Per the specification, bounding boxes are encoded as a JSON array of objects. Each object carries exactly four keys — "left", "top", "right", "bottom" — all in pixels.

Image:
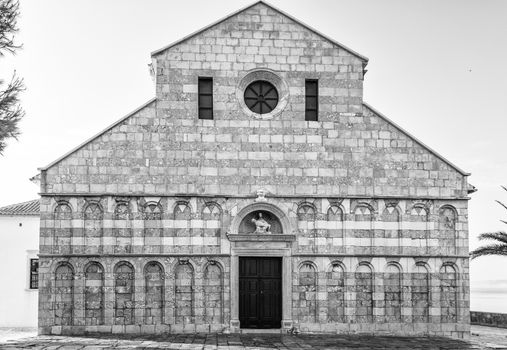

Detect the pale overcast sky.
[{"left": 1, "top": 0, "right": 507, "bottom": 308}]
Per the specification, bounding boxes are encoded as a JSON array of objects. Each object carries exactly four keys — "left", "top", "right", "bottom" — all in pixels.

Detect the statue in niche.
[
  {"left": 238, "top": 210, "right": 282, "bottom": 235},
  {"left": 251, "top": 213, "right": 271, "bottom": 234}
]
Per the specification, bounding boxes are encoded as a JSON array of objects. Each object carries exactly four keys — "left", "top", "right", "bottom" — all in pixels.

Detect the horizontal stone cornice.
[
  {"left": 293, "top": 253, "right": 469, "bottom": 259},
  {"left": 38, "top": 253, "right": 469, "bottom": 259},
  {"left": 38, "top": 253, "right": 231, "bottom": 258},
  {"left": 39, "top": 192, "right": 471, "bottom": 201},
  {"left": 227, "top": 234, "right": 296, "bottom": 242}
]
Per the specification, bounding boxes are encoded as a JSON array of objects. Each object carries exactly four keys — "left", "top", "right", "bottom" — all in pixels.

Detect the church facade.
[{"left": 37, "top": 1, "right": 473, "bottom": 338}]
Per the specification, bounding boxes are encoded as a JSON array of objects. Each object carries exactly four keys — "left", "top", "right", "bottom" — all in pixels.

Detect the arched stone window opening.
[
  {"left": 204, "top": 262, "right": 223, "bottom": 324},
  {"left": 85, "top": 262, "right": 104, "bottom": 326},
  {"left": 114, "top": 262, "right": 135, "bottom": 325},
  {"left": 297, "top": 203, "right": 316, "bottom": 221},
  {"left": 381, "top": 205, "right": 401, "bottom": 253},
  {"left": 355, "top": 263, "right": 373, "bottom": 323},
  {"left": 353, "top": 204, "right": 374, "bottom": 252},
  {"left": 173, "top": 202, "right": 192, "bottom": 253},
  {"left": 53, "top": 202, "right": 72, "bottom": 254},
  {"left": 439, "top": 206, "right": 458, "bottom": 254},
  {"left": 84, "top": 202, "right": 103, "bottom": 254},
  {"left": 54, "top": 263, "right": 74, "bottom": 326},
  {"left": 297, "top": 203, "right": 317, "bottom": 252},
  {"left": 410, "top": 205, "right": 430, "bottom": 254},
  {"left": 175, "top": 262, "right": 194, "bottom": 325},
  {"left": 173, "top": 202, "right": 192, "bottom": 220},
  {"left": 327, "top": 263, "right": 345, "bottom": 322},
  {"left": 412, "top": 264, "right": 430, "bottom": 323},
  {"left": 384, "top": 264, "right": 402, "bottom": 322},
  {"left": 143, "top": 202, "right": 163, "bottom": 253},
  {"left": 144, "top": 262, "right": 164, "bottom": 325},
  {"left": 381, "top": 205, "right": 400, "bottom": 222},
  {"left": 202, "top": 202, "right": 223, "bottom": 248},
  {"left": 327, "top": 204, "right": 343, "bottom": 238},
  {"left": 297, "top": 262, "right": 317, "bottom": 323},
  {"left": 114, "top": 202, "right": 132, "bottom": 254},
  {"left": 440, "top": 264, "right": 458, "bottom": 323}
]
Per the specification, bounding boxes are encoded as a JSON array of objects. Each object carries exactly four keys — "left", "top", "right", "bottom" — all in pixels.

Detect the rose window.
[{"left": 243, "top": 80, "right": 279, "bottom": 114}]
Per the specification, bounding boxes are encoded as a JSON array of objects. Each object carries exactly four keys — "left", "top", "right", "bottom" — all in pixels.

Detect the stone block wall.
[
  {"left": 291, "top": 256, "right": 469, "bottom": 338},
  {"left": 471, "top": 311, "right": 507, "bottom": 328},
  {"left": 39, "top": 256, "right": 231, "bottom": 335},
  {"left": 38, "top": 194, "right": 469, "bottom": 338},
  {"left": 152, "top": 3, "right": 365, "bottom": 118},
  {"left": 41, "top": 103, "right": 467, "bottom": 199},
  {"left": 40, "top": 196, "right": 468, "bottom": 257},
  {"left": 41, "top": 197, "right": 223, "bottom": 256},
  {"left": 37, "top": 0, "right": 471, "bottom": 339},
  {"left": 41, "top": 3, "right": 468, "bottom": 199}
]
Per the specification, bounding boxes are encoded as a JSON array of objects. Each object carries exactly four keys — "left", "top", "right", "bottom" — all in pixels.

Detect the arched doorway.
[{"left": 228, "top": 201, "right": 295, "bottom": 331}]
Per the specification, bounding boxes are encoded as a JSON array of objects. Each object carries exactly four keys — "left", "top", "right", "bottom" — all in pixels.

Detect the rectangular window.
[
  {"left": 30, "top": 258, "right": 39, "bottom": 289},
  {"left": 198, "top": 77, "right": 213, "bottom": 119},
  {"left": 305, "top": 79, "right": 318, "bottom": 121}
]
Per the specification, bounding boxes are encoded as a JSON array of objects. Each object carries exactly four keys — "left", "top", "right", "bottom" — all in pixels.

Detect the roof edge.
[
  {"left": 39, "top": 97, "right": 157, "bottom": 172},
  {"left": 363, "top": 102, "right": 470, "bottom": 177},
  {"left": 0, "top": 213, "right": 39, "bottom": 217},
  {"left": 0, "top": 199, "right": 40, "bottom": 216},
  {"left": 150, "top": 0, "right": 369, "bottom": 62}
]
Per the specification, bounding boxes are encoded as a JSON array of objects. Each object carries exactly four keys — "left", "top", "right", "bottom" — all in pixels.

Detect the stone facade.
[{"left": 37, "top": 1, "right": 472, "bottom": 338}]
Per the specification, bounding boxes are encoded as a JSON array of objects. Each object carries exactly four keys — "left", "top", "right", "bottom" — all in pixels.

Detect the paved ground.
[
  {"left": 1, "top": 325, "right": 507, "bottom": 349},
  {"left": 0, "top": 329, "right": 36, "bottom": 344},
  {"left": 470, "top": 326, "right": 507, "bottom": 349}
]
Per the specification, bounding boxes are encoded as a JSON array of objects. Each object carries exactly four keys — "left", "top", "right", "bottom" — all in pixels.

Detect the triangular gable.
[
  {"left": 150, "top": 0, "right": 368, "bottom": 63},
  {"left": 39, "top": 98, "right": 156, "bottom": 171},
  {"left": 363, "top": 102, "right": 469, "bottom": 176}
]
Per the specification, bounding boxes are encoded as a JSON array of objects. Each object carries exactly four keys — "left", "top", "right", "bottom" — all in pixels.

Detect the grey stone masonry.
[
  {"left": 40, "top": 3, "right": 467, "bottom": 199},
  {"left": 37, "top": 1, "right": 472, "bottom": 339}
]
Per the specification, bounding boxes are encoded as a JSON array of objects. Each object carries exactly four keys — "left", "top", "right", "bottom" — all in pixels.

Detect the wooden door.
[{"left": 239, "top": 257, "right": 282, "bottom": 328}]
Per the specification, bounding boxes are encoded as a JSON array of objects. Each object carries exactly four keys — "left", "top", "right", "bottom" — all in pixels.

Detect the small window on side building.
[
  {"left": 198, "top": 77, "right": 213, "bottom": 119},
  {"left": 305, "top": 79, "right": 318, "bottom": 121},
  {"left": 30, "top": 258, "right": 39, "bottom": 289}
]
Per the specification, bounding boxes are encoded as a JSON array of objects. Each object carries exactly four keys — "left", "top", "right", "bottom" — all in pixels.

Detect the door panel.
[{"left": 239, "top": 257, "right": 282, "bottom": 328}]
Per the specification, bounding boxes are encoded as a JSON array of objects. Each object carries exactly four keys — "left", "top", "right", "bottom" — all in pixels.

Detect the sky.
[{"left": 1, "top": 0, "right": 507, "bottom": 310}]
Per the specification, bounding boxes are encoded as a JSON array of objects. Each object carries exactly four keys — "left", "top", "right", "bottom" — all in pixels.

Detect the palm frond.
[
  {"left": 496, "top": 200, "right": 507, "bottom": 212},
  {"left": 471, "top": 186, "right": 507, "bottom": 260},
  {"left": 477, "top": 231, "right": 507, "bottom": 244},
  {"left": 470, "top": 244, "right": 507, "bottom": 260}
]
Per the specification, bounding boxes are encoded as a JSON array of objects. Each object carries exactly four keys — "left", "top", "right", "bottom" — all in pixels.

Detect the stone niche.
[
  {"left": 227, "top": 202, "right": 295, "bottom": 242},
  {"left": 238, "top": 210, "right": 283, "bottom": 235}
]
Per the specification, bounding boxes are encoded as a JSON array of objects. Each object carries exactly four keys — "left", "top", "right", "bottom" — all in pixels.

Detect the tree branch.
[
  {"left": 0, "top": 0, "right": 22, "bottom": 55},
  {"left": 0, "top": 72, "right": 25, "bottom": 154}
]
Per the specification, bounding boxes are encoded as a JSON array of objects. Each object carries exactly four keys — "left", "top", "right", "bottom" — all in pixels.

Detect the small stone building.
[
  {"left": 0, "top": 199, "right": 40, "bottom": 328},
  {"left": 37, "top": 1, "right": 474, "bottom": 338}
]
